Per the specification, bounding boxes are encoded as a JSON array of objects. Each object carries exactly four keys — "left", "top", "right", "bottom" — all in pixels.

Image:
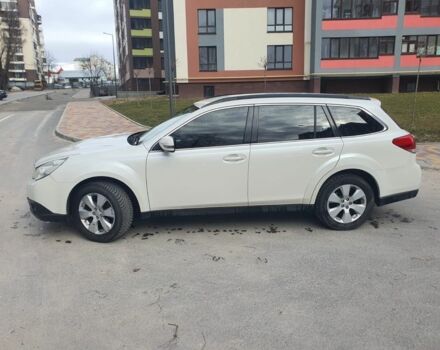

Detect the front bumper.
[
  {"left": 27, "top": 175, "right": 72, "bottom": 216},
  {"left": 28, "top": 198, "right": 66, "bottom": 222}
]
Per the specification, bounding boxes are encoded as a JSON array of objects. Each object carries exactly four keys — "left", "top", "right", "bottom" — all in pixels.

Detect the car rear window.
[{"left": 328, "top": 106, "right": 384, "bottom": 137}]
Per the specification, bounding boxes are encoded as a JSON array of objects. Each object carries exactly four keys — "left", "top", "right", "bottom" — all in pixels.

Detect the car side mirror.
[{"left": 158, "top": 136, "right": 175, "bottom": 153}]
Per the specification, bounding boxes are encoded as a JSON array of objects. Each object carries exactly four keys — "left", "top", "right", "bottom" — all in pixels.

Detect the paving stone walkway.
[
  {"left": 417, "top": 143, "right": 440, "bottom": 171},
  {"left": 56, "top": 101, "right": 146, "bottom": 141}
]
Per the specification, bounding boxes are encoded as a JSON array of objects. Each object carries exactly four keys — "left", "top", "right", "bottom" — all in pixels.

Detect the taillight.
[{"left": 392, "top": 134, "right": 416, "bottom": 153}]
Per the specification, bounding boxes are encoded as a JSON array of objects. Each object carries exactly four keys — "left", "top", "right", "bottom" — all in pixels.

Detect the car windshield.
[{"left": 139, "top": 114, "right": 187, "bottom": 143}]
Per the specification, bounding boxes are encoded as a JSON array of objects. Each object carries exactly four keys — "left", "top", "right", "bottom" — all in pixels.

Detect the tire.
[
  {"left": 315, "top": 174, "right": 375, "bottom": 230},
  {"left": 70, "top": 181, "right": 133, "bottom": 242}
]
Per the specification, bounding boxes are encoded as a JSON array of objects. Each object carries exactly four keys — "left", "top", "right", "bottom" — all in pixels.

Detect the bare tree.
[
  {"left": 0, "top": 8, "right": 23, "bottom": 89},
  {"left": 45, "top": 51, "right": 56, "bottom": 72},
  {"left": 44, "top": 51, "right": 56, "bottom": 84},
  {"left": 74, "top": 54, "right": 111, "bottom": 85},
  {"left": 258, "top": 56, "right": 268, "bottom": 92}
]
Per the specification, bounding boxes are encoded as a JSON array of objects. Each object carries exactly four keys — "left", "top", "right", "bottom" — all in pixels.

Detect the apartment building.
[
  {"left": 114, "top": 0, "right": 164, "bottom": 91},
  {"left": 0, "top": 0, "right": 46, "bottom": 87},
  {"left": 172, "top": 0, "right": 311, "bottom": 98},
  {"left": 311, "top": 0, "right": 440, "bottom": 93}
]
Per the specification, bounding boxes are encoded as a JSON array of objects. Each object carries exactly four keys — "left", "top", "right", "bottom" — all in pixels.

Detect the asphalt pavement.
[{"left": 0, "top": 91, "right": 439, "bottom": 350}]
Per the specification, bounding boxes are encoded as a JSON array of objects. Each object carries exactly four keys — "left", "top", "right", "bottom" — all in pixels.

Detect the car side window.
[
  {"left": 328, "top": 106, "right": 384, "bottom": 137},
  {"left": 257, "top": 105, "right": 334, "bottom": 143},
  {"left": 171, "top": 107, "right": 249, "bottom": 149}
]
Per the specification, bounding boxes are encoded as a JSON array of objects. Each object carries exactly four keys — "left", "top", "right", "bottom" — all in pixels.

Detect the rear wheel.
[
  {"left": 71, "top": 181, "right": 133, "bottom": 242},
  {"left": 315, "top": 174, "right": 374, "bottom": 230}
]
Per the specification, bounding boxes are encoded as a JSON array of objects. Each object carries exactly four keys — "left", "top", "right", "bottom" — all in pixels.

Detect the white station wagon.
[{"left": 28, "top": 93, "right": 421, "bottom": 242}]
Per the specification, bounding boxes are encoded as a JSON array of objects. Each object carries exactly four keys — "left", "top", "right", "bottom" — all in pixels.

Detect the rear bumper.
[
  {"left": 377, "top": 190, "right": 419, "bottom": 206},
  {"left": 28, "top": 198, "right": 66, "bottom": 222}
]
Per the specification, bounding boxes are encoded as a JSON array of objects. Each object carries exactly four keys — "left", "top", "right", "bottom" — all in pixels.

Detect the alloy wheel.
[
  {"left": 326, "top": 184, "right": 367, "bottom": 224},
  {"left": 78, "top": 193, "right": 115, "bottom": 235}
]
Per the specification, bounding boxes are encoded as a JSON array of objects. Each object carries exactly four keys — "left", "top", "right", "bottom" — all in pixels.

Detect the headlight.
[{"left": 32, "top": 158, "right": 67, "bottom": 181}]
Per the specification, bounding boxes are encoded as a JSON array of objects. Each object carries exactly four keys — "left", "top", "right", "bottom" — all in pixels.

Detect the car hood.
[{"left": 35, "top": 133, "right": 131, "bottom": 167}]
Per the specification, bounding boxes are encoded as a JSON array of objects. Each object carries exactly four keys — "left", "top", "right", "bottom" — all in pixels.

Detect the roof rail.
[{"left": 202, "top": 93, "right": 371, "bottom": 108}]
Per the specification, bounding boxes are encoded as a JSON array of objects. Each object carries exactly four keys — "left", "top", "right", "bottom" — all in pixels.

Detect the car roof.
[{"left": 194, "top": 93, "right": 372, "bottom": 109}]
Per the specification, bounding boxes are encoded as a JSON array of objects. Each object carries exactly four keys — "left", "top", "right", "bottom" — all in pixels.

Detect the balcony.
[
  {"left": 404, "top": 14, "right": 440, "bottom": 28},
  {"left": 129, "top": 9, "right": 151, "bottom": 18},
  {"left": 131, "top": 28, "right": 152, "bottom": 37},
  {"left": 322, "top": 16, "right": 398, "bottom": 31},
  {"left": 132, "top": 48, "right": 153, "bottom": 56},
  {"left": 321, "top": 56, "right": 395, "bottom": 69},
  {"left": 401, "top": 55, "right": 440, "bottom": 67}
]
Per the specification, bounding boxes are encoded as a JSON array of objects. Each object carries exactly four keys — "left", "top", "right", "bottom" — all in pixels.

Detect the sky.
[{"left": 35, "top": 0, "right": 116, "bottom": 68}]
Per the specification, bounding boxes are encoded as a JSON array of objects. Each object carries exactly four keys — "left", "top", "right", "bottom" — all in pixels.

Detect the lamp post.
[
  {"left": 163, "top": 0, "right": 175, "bottom": 118},
  {"left": 411, "top": 49, "right": 425, "bottom": 130},
  {"left": 103, "top": 32, "right": 118, "bottom": 98}
]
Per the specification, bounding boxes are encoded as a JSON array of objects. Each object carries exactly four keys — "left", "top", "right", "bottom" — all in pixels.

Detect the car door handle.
[
  {"left": 312, "top": 147, "right": 335, "bottom": 156},
  {"left": 223, "top": 154, "right": 247, "bottom": 162}
]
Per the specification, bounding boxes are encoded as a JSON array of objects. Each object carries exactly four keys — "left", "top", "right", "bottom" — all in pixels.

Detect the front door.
[
  {"left": 147, "top": 106, "right": 251, "bottom": 211},
  {"left": 248, "top": 104, "right": 343, "bottom": 205}
]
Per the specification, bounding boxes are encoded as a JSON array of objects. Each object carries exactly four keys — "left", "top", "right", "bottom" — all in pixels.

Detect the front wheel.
[
  {"left": 315, "top": 174, "right": 374, "bottom": 230},
  {"left": 71, "top": 181, "right": 133, "bottom": 242}
]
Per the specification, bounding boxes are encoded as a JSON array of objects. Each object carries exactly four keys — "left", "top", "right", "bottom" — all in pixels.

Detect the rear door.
[{"left": 248, "top": 104, "right": 343, "bottom": 205}]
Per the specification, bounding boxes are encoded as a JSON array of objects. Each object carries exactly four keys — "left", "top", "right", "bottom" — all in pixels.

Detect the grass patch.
[
  {"left": 106, "top": 92, "right": 440, "bottom": 142},
  {"left": 105, "top": 97, "right": 198, "bottom": 127},
  {"left": 370, "top": 92, "right": 440, "bottom": 142}
]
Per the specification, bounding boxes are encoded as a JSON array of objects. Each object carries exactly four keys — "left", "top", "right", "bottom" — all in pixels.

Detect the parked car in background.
[
  {"left": 0, "top": 90, "right": 7, "bottom": 100},
  {"left": 27, "top": 93, "right": 421, "bottom": 242}
]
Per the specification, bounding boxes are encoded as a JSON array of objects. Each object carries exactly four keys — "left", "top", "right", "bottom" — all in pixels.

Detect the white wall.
[{"left": 223, "top": 8, "right": 292, "bottom": 71}]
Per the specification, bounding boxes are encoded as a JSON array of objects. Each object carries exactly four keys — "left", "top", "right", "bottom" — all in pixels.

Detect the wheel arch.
[
  {"left": 311, "top": 169, "right": 381, "bottom": 205},
  {"left": 67, "top": 176, "right": 141, "bottom": 219}
]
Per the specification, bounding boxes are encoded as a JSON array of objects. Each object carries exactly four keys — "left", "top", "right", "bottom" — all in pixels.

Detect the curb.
[
  {"left": 0, "top": 90, "right": 55, "bottom": 106},
  {"left": 54, "top": 102, "right": 81, "bottom": 142},
  {"left": 100, "top": 100, "right": 151, "bottom": 130}
]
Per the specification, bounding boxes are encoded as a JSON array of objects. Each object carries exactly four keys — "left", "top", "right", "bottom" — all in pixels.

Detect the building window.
[
  {"left": 402, "top": 35, "right": 440, "bottom": 55},
  {"left": 383, "top": 0, "right": 399, "bottom": 14},
  {"left": 323, "top": 0, "right": 384, "bottom": 19},
  {"left": 199, "top": 46, "right": 217, "bottom": 71},
  {"left": 198, "top": 9, "right": 216, "bottom": 34},
  {"left": 129, "top": 0, "right": 150, "bottom": 10},
  {"left": 267, "top": 45, "right": 292, "bottom": 70},
  {"left": 267, "top": 8, "right": 293, "bottom": 32},
  {"left": 379, "top": 36, "right": 395, "bottom": 55},
  {"left": 401, "top": 35, "right": 418, "bottom": 53},
  {"left": 405, "top": 0, "right": 420, "bottom": 12},
  {"left": 421, "top": 0, "right": 440, "bottom": 16},
  {"left": 132, "top": 37, "right": 152, "bottom": 49},
  {"left": 133, "top": 57, "right": 153, "bottom": 69},
  {"left": 131, "top": 18, "right": 151, "bottom": 30},
  {"left": 204, "top": 86, "right": 215, "bottom": 98},
  {"left": 322, "top": 36, "right": 395, "bottom": 59},
  {"left": 9, "top": 63, "right": 25, "bottom": 70}
]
